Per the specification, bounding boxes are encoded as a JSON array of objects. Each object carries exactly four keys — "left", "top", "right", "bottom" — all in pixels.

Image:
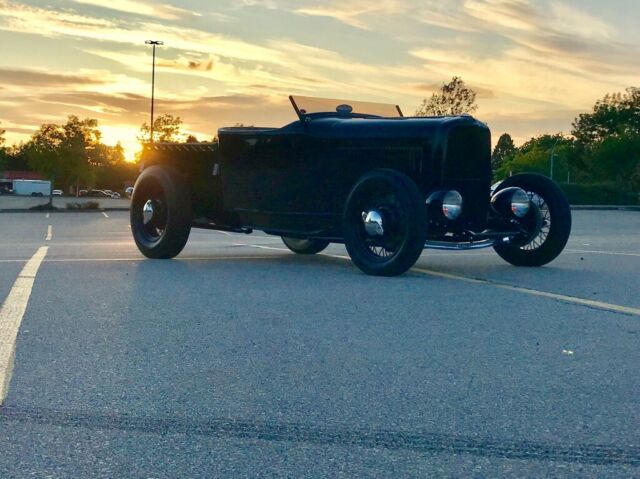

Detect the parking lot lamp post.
[
  {"left": 549, "top": 136, "right": 561, "bottom": 181},
  {"left": 145, "top": 40, "right": 164, "bottom": 143}
]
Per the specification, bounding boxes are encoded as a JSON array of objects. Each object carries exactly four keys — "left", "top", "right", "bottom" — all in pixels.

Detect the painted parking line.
[
  {"left": 0, "top": 255, "right": 285, "bottom": 264},
  {"left": 45, "top": 213, "right": 50, "bottom": 219},
  {"left": 566, "top": 249, "right": 640, "bottom": 258},
  {"left": 0, "top": 246, "right": 49, "bottom": 404},
  {"left": 234, "top": 243, "right": 640, "bottom": 318},
  {"left": 102, "top": 212, "right": 109, "bottom": 218},
  {"left": 45, "top": 225, "right": 52, "bottom": 241},
  {"left": 411, "top": 267, "right": 640, "bottom": 318}
]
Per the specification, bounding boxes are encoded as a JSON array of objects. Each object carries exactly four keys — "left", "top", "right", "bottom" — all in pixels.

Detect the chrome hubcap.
[
  {"left": 362, "top": 210, "right": 384, "bottom": 237},
  {"left": 142, "top": 200, "right": 155, "bottom": 225}
]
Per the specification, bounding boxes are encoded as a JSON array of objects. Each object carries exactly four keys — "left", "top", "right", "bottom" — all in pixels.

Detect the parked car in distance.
[
  {"left": 125, "top": 187, "right": 134, "bottom": 198},
  {"left": 132, "top": 95, "right": 572, "bottom": 276},
  {"left": 86, "top": 189, "right": 113, "bottom": 198},
  {"left": 52, "top": 189, "right": 63, "bottom": 196},
  {"left": 78, "top": 189, "right": 88, "bottom": 197},
  {"left": 111, "top": 192, "right": 122, "bottom": 199}
]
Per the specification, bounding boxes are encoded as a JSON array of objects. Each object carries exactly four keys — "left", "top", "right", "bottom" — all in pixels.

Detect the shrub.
[
  {"left": 558, "top": 183, "right": 639, "bottom": 205},
  {"left": 66, "top": 201, "right": 101, "bottom": 210}
]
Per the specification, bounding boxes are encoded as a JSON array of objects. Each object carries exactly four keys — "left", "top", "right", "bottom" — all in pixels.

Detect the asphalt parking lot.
[{"left": 0, "top": 210, "right": 638, "bottom": 477}]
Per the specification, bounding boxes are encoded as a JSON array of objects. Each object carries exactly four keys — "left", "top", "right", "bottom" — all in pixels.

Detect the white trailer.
[{"left": 13, "top": 179, "right": 51, "bottom": 197}]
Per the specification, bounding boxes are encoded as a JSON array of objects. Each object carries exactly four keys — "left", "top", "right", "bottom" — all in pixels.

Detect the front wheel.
[
  {"left": 130, "top": 165, "right": 192, "bottom": 259},
  {"left": 281, "top": 237, "right": 330, "bottom": 255},
  {"left": 343, "top": 169, "right": 428, "bottom": 276},
  {"left": 493, "top": 173, "right": 571, "bottom": 267}
]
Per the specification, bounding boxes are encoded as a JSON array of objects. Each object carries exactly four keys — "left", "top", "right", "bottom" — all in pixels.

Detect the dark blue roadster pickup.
[{"left": 132, "top": 95, "right": 571, "bottom": 276}]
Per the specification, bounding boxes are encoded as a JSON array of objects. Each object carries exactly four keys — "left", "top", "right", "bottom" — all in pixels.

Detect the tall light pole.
[
  {"left": 549, "top": 136, "right": 560, "bottom": 181},
  {"left": 145, "top": 40, "right": 164, "bottom": 143}
]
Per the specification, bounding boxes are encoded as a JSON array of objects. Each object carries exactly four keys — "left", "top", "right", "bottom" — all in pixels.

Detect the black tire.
[
  {"left": 281, "top": 237, "right": 330, "bottom": 255},
  {"left": 343, "top": 169, "right": 428, "bottom": 276},
  {"left": 130, "top": 165, "right": 192, "bottom": 259},
  {"left": 493, "top": 173, "right": 571, "bottom": 267}
]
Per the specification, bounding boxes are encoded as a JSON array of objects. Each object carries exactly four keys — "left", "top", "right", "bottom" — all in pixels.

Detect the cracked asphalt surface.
[{"left": 0, "top": 210, "right": 638, "bottom": 477}]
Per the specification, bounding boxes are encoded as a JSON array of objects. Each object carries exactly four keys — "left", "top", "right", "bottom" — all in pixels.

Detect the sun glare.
[{"left": 99, "top": 125, "right": 141, "bottom": 162}]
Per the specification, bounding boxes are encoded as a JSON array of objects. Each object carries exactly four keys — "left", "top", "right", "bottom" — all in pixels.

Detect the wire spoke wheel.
[
  {"left": 358, "top": 192, "right": 408, "bottom": 262},
  {"left": 492, "top": 173, "right": 571, "bottom": 267},
  {"left": 521, "top": 192, "right": 550, "bottom": 251},
  {"left": 343, "top": 169, "right": 428, "bottom": 276}
]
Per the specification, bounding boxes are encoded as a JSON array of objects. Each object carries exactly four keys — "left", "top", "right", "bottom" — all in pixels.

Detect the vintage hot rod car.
[{"left": 131, "top": 95, "right": 571, "bottom": 276}]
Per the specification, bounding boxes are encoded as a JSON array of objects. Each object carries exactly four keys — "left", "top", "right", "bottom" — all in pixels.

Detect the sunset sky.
[{"left": 1, "top": 0, "right": 639, "bottom": 160}]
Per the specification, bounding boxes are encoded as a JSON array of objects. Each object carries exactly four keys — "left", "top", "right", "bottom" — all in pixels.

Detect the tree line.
[
  {"left": 1, "top": 78, "right": 638, "bottom": 198},
  {"left": 417, "top": 77, "right": 639, "bottom": 192},
  {"left": 0, "top": 114, "right": 195, "bottom": 194}
]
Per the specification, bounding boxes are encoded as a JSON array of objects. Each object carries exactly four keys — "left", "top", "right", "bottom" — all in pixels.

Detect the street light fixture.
[{"left": 145, "top": 40, "right": 164, "bottom": 143}]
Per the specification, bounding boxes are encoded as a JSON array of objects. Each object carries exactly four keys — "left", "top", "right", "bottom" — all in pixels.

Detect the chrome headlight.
[
  {"left": 442, "top": 190, "right": 463, "bottom": 220},
  {"left": 491, "top": 187, "right": 530, "bottom": 218},
  {"left": 510, "top": 189, "right": 530, "bottom": 218}
]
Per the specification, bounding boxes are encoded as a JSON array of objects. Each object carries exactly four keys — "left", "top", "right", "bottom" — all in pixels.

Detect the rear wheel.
[
  {"left": 493, "top": 173, "right": 571, "bottom": 266},
  {"left": 343, "top": 169, "right": 428, "bottom": 276},
  {"left": 130, "top": 165, "right": 192, "bottom": 259},
  {"left": 281, "top": 237, "right": 330, "bottom": 255}
]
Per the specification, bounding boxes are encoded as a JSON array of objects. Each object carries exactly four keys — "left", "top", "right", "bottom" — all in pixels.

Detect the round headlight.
[
  {"left": 442, "top": 190, "right": 463, "bottom": 220},
  {"left": 510, "top": 189, "right": 530, "bottom": 218}
]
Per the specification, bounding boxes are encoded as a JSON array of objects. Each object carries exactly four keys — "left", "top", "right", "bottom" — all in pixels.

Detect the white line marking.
[
  {"left": 235, "top": 243, "right": 640, "bottom": 318},
  {"left": 45, "top": 225, "right": 52, "bottom": 241},
  {"left": 0, "top": 246, "right": 48, "bottom": 404},
  {"left": 102, "top": 212, "right": 109, "bottom": 218},
  {"left": 411, "top": 267, "right": 640, "bottom": 317},
  {"left": 566, "top": 249, "right": 640, "bottom": 258},
  {"left": 214, "top": 230, "right": 232, "bottom": 237},
  {"left": 233, "top": 243, "right": 287, "bottom": 251},
  {"left": 45, "top": 213, "right": 50, "bottom": 219},
  {"left": 0, "top": 255, "right": 284, "bottom": 264}
]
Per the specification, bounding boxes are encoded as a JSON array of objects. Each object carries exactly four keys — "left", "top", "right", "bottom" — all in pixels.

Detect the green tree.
[
  {"left": 0, "top": 122, "right": 6, "bottom": 171},
  {"left": 582, "top": 133, "right": 640, "bottom": 189},
  {"left": 415, "top": 76, "right": 478, "bottom": 117},
  {"left": 492, "top": 133, "right": 516, "bottom": 174},
  {"left": 570, "top": 87, "right": 640, "bottom": 188},
  {"left": 25, "top": 116, "right": 105, "bottom": 201},
  {"left": 93, "top": 142, "right": 139, "bottom": 190},
  {"left": 572, "top": 87, "right": 640, "bottom": 145},
  {"left": 138, "top": 114, "right": 183, "bottom": 143},
  {"left": 496, "top": 134, "right": 574, "bottom": 181},
  {"left": 185, "top": 134, "right": 198, "bottom": 143}
]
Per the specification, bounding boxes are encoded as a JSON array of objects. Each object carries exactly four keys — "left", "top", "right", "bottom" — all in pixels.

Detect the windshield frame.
[{"left": 289, "top": 95, "right": 403, "bottom": 120}]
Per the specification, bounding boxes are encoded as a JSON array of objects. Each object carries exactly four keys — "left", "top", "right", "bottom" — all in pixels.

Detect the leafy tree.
[
  {"left": 93, "top": 142, "right": 139, "bottom": 190},
  {"left": 138, "top": 114, "right": 183, "bottom": 143},
  {"left": 492, "top": 133, "right": 516, "bottom": 173},
  {"left": 0, "top": 122, "right": 5, "bottom": 171},
  {"left": 572, "top": 87, "right": 640, "bottom": 145},
  {"left": 582, "top": 132, "right": 640, "bottom": 189},
  {"left": 25, "top": 116, "right": 111, "bottom": 200},
  {"left": 415, "top": 76, "right": 478, "bottom": 117},
  {"left": 496, "top": 134, "right": 574, "bottom": 182},
  {"left": 185, "top": 134, "right": 198, "bottom": 143}
]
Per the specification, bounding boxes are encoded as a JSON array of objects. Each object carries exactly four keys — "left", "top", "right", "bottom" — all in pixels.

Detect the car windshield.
[{"left": 290, "top": 95, "right": 403, "bottom": 118}]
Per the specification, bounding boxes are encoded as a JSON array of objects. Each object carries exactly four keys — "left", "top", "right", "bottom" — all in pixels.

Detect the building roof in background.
[{"left": 0, "top": 170, "right": 45, "bottom": 180}]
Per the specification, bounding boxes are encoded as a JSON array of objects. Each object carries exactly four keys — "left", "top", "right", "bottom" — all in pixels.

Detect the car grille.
[{"left": 442, "top": 125, "right": 492, "bottom": 229}]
